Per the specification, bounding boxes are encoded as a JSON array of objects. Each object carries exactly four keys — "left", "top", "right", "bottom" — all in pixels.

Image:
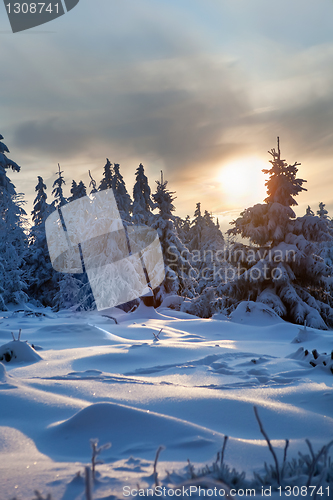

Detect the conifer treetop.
[
  {"left": 263, "top": 137, "right": 307, "bottom": 207},
  {"left": 32, "top": 176, "right": 49, "bottom": 226},
  {"left": 0, "top": 133, "right": 21, "bottom": 195},
  {"left": 112, "top": 163, "right": 132, "bottom": 220},
  {"left": 132, "top": 163, "right": 154, "bottom": 220},
  {"left": 153, "top": 171, "right": 176, "bottom": 219},
  {"left": 99, "top": 159, "right": 113, "bottom": 191},
  {"left": 52, "top": 163, "right": 67, "bottom": 208},
  {"left": 305, "top": 205, "right": 314, "bottom": 216},
  {"left": 0, "top": 134, "right": 20, "bottom": 173},
  {"left": 317, "top": 202, "right": 329, "bottom": 219}
]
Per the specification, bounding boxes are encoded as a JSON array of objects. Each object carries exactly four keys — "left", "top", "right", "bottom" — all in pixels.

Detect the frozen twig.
[
  {"left": 254, "top": 406, "right": 281, "bottom": 486},
  {"left": 153, "top": 445, "right": 165, "bottom": 487},
  {"left": 152, "top": 328, "right": 163, "bottom": 341},
  {"left": 306, "top": 439, "right": 333, "bottom": 488},
  {"left": 11, "top": 329, "right": 22, "bottom": 341},
  {"left": 90, "top": 438, "right": 111, "bottom": 479},
  {"left": 281, "top": 439, "right": 289, "bottom": 479},
  {"left": 33, "top": 492, "right": 52, "bottom": 500},
  {"left": 85, "top": 466, "right": 93, "bottom": 500},
  {"left": 220, "top": 435, "right": 229, "bottom": 467}
]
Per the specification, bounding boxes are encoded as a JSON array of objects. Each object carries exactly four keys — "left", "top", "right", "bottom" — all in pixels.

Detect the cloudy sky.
[{"left": 1, "top": 0, "right": 333, "bottom": 231}]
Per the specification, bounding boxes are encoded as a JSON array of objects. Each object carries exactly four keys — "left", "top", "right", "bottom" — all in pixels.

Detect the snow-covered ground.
[{"left": 0, "top": 302, "right": 332, "bottom": 499}]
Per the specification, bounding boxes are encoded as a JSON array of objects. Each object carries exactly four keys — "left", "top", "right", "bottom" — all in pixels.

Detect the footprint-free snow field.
[{"left": 0, "top": 302, "right": 332, "bottom": 499}]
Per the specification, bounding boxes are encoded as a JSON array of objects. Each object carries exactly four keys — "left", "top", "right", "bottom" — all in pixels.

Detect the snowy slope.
[{"left": 0, "top": 303, "right": 332, "bottom": 499}]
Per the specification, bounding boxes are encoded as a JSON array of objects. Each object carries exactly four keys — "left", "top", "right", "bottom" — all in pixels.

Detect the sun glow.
[{"left": 218, "top": 157, "right": 267, "bottom": 207}]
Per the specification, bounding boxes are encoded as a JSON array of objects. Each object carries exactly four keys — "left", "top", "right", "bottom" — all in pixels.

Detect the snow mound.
[
  {"left": 230, "top": 301, "right": 283, "bottom": 326},
  {"left": 125, "top": 301, "right": 169, "bottom": 321},
  {"left": 212, "top": 312, "right": 229, "bottom": 321},
  {"left": 46, "top": 402, "right": 221, "bottom": 461},
  {"left": 159, "top": 294, "right": 185, "bottom": 310},
  {"left": 291, "top": 325, "right": 319, "bottom": 343},
  {"left": 287, "top": 346, "right": 333, "bottom": 374},
  {"left": 0, "top": 340, "right": 42, "bottom": 363},
  {"left": 0, "top": 362, "right": 8, "bottom": 382}
]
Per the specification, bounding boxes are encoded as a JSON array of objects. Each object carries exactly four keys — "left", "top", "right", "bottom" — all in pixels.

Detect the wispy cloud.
[{"left": 1, "top": 0, "right": 333, "bottom": 221}]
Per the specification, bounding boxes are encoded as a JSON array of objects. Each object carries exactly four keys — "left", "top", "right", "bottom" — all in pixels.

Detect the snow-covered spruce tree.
[
  {"left": 224, "top": 138, "right": 333, "bottom": 329},
  {"left": 98, "top": 158, "right": 113, "bottom": 191},
  {"left": 183, "top": 205, "right": 226, "bottom": 296},
  {"left": 305, "top": 205, "right": 314, "bottom": 216},
  {"left": 151, "top": 172, "right": 195, "bottom": 302},
  {"left": 77, "top": 180, "right": 87, "bottom": 198},
  {"left": 68, "top": 180, "right": 78, "bottom": 202},
  {"left": 51, "top": 167, "right": 92, "bottom": 311},
  {"left": 317, "top": 202, "right": 329, "bottom": 220},
  {"left": 26, "top": 176, "right": 58, "bottom": 306},
  {"left": 132, "top": 163, "right": 154, "bottom": 225},
  {"left": 68, "top": 179, "right": 87, "bottom": 202},
  {"left": 202, "top": 211, "right": 224, "bottom": 254},
  {"left": 174, "top": 214, "right": 191, "bottom": 245},
  {"left": 53, "top": 272, "right": 89, "bottom": 311},
  {"left": 194, "top": 210, "right": 225, "bottom": 295},
  {"left": 112, "top": 163, "right": 132, "bottom": 222},
  {"left": 188, "top": 203, "right": 205, "bottom": 252},
  {"left": 52, "top": 163, "right": 67, "bottom": 208},
  {"left": 0, "top": 133, "right": 28, "bottom": 307}
]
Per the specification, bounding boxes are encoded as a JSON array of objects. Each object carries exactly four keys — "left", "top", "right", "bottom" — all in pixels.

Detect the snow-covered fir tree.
[
  {"left": 305, "top": 205, "right": 314, "bottom": 216},
  {"left": 132, "top": 163, "right": 154, "bottom": 225},
  {"left": 223, "top": 138, "right": 333, "bottom": 329},
  {"left": 52, "top": 163, "right": 67, "bottom": 208},
  {"left": 53, "top": 173, "right": 93, "bottom": 311},
  {"left": 68, "top": 179, "right": 87, "bottom": 202},
  {"left": 317, "top": 202, "right": 329, "bottom": 220},
  {"left": 0, "top": 133, "right": 28, "bottom": 308},
  {"left": 98, "top": 159, "right": 113, "bottom": 191},
  {"left": 53, "top": 273, "right": 90, "bottom": 311},
  {"left": 151, "top": 172, "right": 195, "bottom": 302},
  {"left": 112, "top": 163, "right": 132, "bottom": 222},
  {"left": 201, "top": 210, "right": 224, "bottom": 253},
  {"left": 174, "top": 215, "right": 191, "bottom": 245},
  {"left": 187, "top": 203, "right": 205, "bottom": 252},
  {"left": 194, "top": 210, "right": 225, "bottom": 294},
  {"left": 68, "top": 180, "right": 78, "bottom": 202},
  {"left": 26, "top": 176, "right": 58, "bottom": 306},
  {"left": 77, "top": 180, "right": 87, "bottom": 198},
  {"left": 178, "top": 206, "right": 226, "bottom": 301}
]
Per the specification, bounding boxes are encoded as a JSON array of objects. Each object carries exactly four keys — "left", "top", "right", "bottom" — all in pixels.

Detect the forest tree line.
[{"left": 1, "top": 133, "right": 333, "bottom": 329}]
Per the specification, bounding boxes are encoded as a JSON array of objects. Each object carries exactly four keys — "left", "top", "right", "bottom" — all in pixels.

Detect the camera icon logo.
[
  {"left": 4, "top": 1, "right": 80, "bottom": 33},
  {"left": 45, "top": 188, "right": 165, "bottom": 310}
]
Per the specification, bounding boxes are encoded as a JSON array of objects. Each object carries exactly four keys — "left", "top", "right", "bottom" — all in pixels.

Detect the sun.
[{"left": 218, "top": 157, "right": 267, "bottom": 207}]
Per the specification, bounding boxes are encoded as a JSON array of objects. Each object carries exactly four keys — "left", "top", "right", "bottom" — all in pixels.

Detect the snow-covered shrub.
[
  {"left": 0, "top": 330, "right": 42, "bottom": 363},
  {"left": 229, "top": 300, "right": 283, "bottom": 326},
  {"left": 181, "top": 287, "right": 216, "bottom": 318},
  {"left": 159, "top": 294, "right": 185, "bottom": 310}
]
